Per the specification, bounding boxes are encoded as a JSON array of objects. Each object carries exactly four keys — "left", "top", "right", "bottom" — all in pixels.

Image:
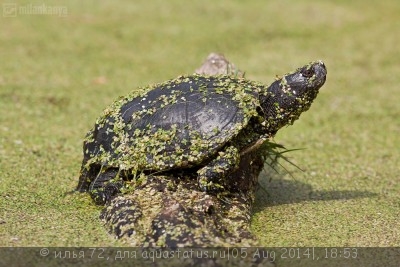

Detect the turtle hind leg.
[
  {"left": 89, "top": 168, "right": 124, "bottom": 205},
  {"left": 197, "top": 146, "right": 240, "bottom": 192}
]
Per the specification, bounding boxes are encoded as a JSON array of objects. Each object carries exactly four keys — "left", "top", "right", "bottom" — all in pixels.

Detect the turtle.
[{"left": 76, "top": 61, "right": 327, "bottom": 205}]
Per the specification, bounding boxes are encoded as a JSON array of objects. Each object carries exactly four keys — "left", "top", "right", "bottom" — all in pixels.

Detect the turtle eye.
[{"left": 301, "top": 68, "right": 314, "bottom": 78}]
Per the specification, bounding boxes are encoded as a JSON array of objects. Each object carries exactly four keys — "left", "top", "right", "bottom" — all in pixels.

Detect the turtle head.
[{"left": 260, "top": 60, "right": 327, "bottom": 135}]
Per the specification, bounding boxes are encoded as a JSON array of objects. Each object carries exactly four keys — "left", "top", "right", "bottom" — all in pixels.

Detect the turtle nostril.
[{"left": 315, "top": 61, "right": 327, "bottom": 76}]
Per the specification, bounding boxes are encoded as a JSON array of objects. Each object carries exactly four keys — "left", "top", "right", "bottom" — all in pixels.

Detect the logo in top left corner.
[{"left": 3, "top": 3, "right": 18, "bottom": 17}]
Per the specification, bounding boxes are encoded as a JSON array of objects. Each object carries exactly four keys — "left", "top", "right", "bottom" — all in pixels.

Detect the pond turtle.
[{"left": 77, "top": 61, "right": 327, "bottom": 204}]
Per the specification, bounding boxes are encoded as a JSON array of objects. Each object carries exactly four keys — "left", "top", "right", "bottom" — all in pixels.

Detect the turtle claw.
[{"left": 197, "top": 176, "right": 224, "bottom": 192}]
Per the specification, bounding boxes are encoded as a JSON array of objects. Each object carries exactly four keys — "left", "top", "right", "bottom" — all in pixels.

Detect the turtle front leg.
[
  {"left": 89, "top": 168, "right": 124, "bottom": 205},
  {"left": 197, "top": 146, "right": 240, "bottom": 192}
]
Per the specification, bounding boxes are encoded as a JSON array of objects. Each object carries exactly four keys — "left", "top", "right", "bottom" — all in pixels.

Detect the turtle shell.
[{"left": 82, "top": 75, "right": 265, "bottom": 173}]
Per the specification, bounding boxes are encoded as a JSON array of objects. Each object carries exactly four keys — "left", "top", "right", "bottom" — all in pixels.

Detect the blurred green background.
[{"left": 0, "top": 0, "right": 399, "bottom": 247}]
